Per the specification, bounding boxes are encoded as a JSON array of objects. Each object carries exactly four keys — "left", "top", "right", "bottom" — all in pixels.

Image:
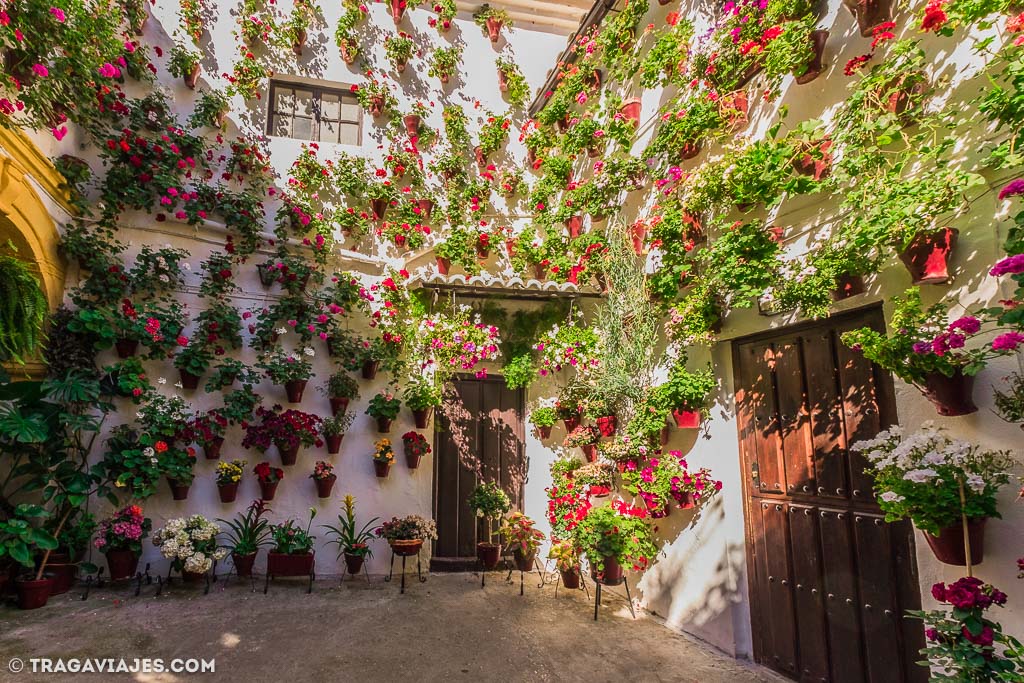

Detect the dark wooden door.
[
  {"left": 431, "top": 374, "right": 525, "bottom": 570},
  {"left": 733, "top": 308, "right": 926, "bottom": 683}
]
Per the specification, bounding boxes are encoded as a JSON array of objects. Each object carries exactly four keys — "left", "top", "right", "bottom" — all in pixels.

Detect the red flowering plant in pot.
[
  {"left": 572, "top": 502, "right": 656, "bottom": 585},
  {"left": 850, "top": 424, "right": 1016, "bottom": 566},
  {"left": 841, "top": 288, "right": 1014, "bottom": 417},
  {"left": 468, "top": 481, "right": 511, "bottom": 570},
  {"left": 660, "top": 363, "right": 716, "bottom": 430},
  {"left": 185, "top": 411, "right": 229, "bottom": 460},
  {"left": 322, "top": 412, "right": 354, "bottom": 455},
  {"left": 401, "top": 431, "right": 431, "bottom": 469},
  {"left": 322, "top": 494, "right": 380, "bottom": 576},
  {"left": 257, "top": 346, "right": 315, "bottom": 403},
  {"left": 243, "top": 405, "right": 323, "bottom": 466},
  {"left": 268, "top": 509, "right": 317, "bottom": 577},
  {"left": 473, "top": 4, "right": 511, "bottom": 43},
  {"left": 94, "top": 505, "right": 152, "bottom": 582},
  {"left": 581, "top": 395, "right": 619, "bottom": 437},
  {"left": 252, "top": 461, "right": 285, "bottom": 500},
  {"left": 571, "top": 462, "right": 614, "bottom": 500},
  {"left": 218, "top": 500, "right": 273, "bottom": 578},
  {"left": 310, "top": 460, "right": 337, "bottom": 498},
  {"left": 499, "top": 512, "right": 546, "bottom": 572},
  {"left": 161, "top": 445, "right": 198, "bottom": 501},
  {"left": 909, "top": 578, "right": 1022, "bottom": 680},
  {"left": 564, "top": 424, "right": 601, "bottom": 462}
]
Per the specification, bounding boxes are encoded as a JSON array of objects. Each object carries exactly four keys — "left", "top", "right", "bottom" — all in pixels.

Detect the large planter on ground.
[
  {"left": 179, "top": 370, "right": 200, "bottom": 390},
  {"left": 105, "top": 549, "right": 140, "bottom": 581},
  {"left": 923, "top": 518, "right": 986, "bottom": 566},
  {"left": 204, "top": 437, "right": 224, "bottom": 460},
  {"left": 593, "top": 556, "right": 624, "bottom": 586},
  {"left": 412, "top": 407, "right": 433, "bottom": 429},
  {"left": 560, "top": 566, "right": 581, "bottom": 589},
  {"left": 344, "top": 552, "right": 365, "bottom": 574},
  {"left": 374, "top": 460, "right": 392, "bottom": 478},
  {"left": 329, "top": 397, "right": 350, "bottom": 415},
  {"left": 672, "top": 409, "right": 702, "bottom": 429},
  {"left": 326, "top": 434, "right": 344, "bottom": 454},
  {"left": 259, "top": 480, "right": 279, "bottom": 500},
  {"left": 315, "top": 475, "right": 337, "bottom": 499},
  {"left": 266, "top": 552, "right": 314, "bottom": 577},
  {"left": 477, "top": 542, "right": 501, "bottom": 570},
  {"left": 389, "top": 539, "right": 422, "bottom": 556},
  {"left": 47, "top": 554, "right": 77, "bottom": 595},
  {"left": 218, "top": 482, "right": 239, "bottom": 503},
  {"left": 921, "top": 369, "right": 978, "bottom": 416},
  {"left": 278, "top": 443, "right": 300, "bottom": 466},
  {"left": 16, "top": 577, "right": 53, "bottom": 610},
  {"left": 898, "top": 228, "right": 958, "bottom": 284},
  {"left": 233, "top": 552, "right": 257, "bottom": 577},
  {"left": 362, "top": 360, "right": 380, "bottom": 379},
  {"left": 595, "top": 415, "right": 617, "bottom": 437},
  {"left": 284, "top": 379, "right": 307, "bottom": 403},
  {"left": 512, "top": 548, "right": 536, "bottom": 572},
  {"left": 167, "top": 478, "right": 190, "bottom": 501}
]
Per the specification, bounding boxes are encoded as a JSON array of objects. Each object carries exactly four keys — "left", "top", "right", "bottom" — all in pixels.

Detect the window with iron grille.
[{"left": 267, "top": 80, "right": 362, "bottom": 145}]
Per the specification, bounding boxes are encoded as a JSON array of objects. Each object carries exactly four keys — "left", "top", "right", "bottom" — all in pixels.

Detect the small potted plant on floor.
[
  {"left": 323, "top": 494, "right": 380, "bottom": 575},
  {"left": 499, "top": 512, "right": 545, "bottom": 572},
  {"left": 153, "top": 515, "right": 227, "bottom": 582},
  {"left": 528, "top": 405, "right": 557, "bottom": 439},
  {"left": 401, "top": 431, "right": 431, "bottom": 469},
  {"left": 366, "top": 390, "right": 401, "bottom": 433},
  {"left": 564, "top": 424, "right": 601, "bottom": 462},
  {"left": 322, "top": 412, "right": 354, "bottom": 455},
  {"left": 372, "top": 438, "right": 396, "bottom": 478},
  {"left": 219, "top": 500, "right": 273, "bottom": 577},
  {"left": 268, "top": 509, "right": 317, "bottom": 577},
  {"left": 321, "top": 370, "right": 360, "bottom": 415},
  {"left": 468, "top": 480, "right": 511, "bottom": 570},
  {"left": 94, "top": 505, "right": 152, "bottom": 581},
  {"left": 850, "top": 424, "right": 1015, "bottom": 566},
  {"left": 375, "top": 514, "right": 437, "bottom": 556},
  {"left": 1, "top": 505, "right": 58, "bottom": 609},
  {"left": 661, "top": 364, "right": 716, "bottom": 429},
  {"left": 548, "top": 539, "right": 582, "bottom": 589},
  {"left": 573, "top": 504, "right": 656, "bottom": 585},
  {"left": 253, "top": 461, "right": 285, "bottom": 500},
  {"left": 257, "top": 347, "right": 314, "bottom": 403},
  {"left": 311, "top": 460, "right": 337, "bottom": 498},
  {"left": 215, "top": 459, "right": 247, "bottom": 503},
  {"left": 404, "top": 377, "right": 442, "bottom": 428}
]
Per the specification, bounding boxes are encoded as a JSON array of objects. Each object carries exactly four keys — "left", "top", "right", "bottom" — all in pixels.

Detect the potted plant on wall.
[
  {"left": 253, "top": 461, "right": 284, "bottom": 500},
  {"left": 468, "top": 480, "right": 511, "bottom": 570},
  {"left": 429, "top": 0, "right": 456, "bottom": 32},
  {"left": 268, "top": 509, "right": 317, "bottom": 577},
  {"left": 840, "top": 288, "right": 1009, "bottom": 416},
  {"left": 323, "top": 494, "right": 380, "bottom": 575},
  {"left": 94, "top": 505, "right": 152, "bottom": 582},
  {"left": 322, "top": 412, "right": 354, "bottom": 455},
  {"left": 372, "top": 438, "right": 396, "bottom": 478},
  {"left": 404, "top": 377, "right": 441, "bottom": 428},
  {"left": 473, "top": 4, "right": 511, "bottom": 43},
  {"left": 573, "top": 503, "right": 656, "bottom": 585},
  {"left": 401, "top": 431, "right": 431, "bottom": 469},
  {"left": 564, "top": 424, "right": 601, "bottom": 462},
  {"left": 168, "top": 42, "right": 202, "bottom": 88},
  {"left": 257, "top": 347, "right": 314, "bottom": 403},
  {"left": 850, "top": 425, "right": 1016, "bottom": 566},
  {"left": 548, "top": 539, "right": 582, "bottom": 589},
  {"left": 244, "top": 406, "right": 323, "bottom": 465},
  {"left": 310, "top": 460, "right": 337, "bottom": 498},
  {"left": 499, "top": 512, "right": 545, "bottom": 572},
  {"left": 162, "top": 446, "right": 197, "bottom": 501},
  {"left": 321, "top": 371, "right": 360, "bottom": 416},
  {"left": 375, "top": 515, "right": 437, "bottom": 556},
  {"left": 219, "top": 499, "right": 273, "bottom": 577},
  {"left": 174, "top": 341, "right": 213, "bottom": 391},
  {"left": 366, "top": 390, "right": 401, "bottom": 433},
  {"left": 153, "top": 516, "right": 227, "bottom": 582},
  {"left": 660, "top": 363, "right": 716, "bottom": 429},
  {"left": 528, "top": 405, "right": 557, "bottom": 439},
  {"left": 495, "top": 57, "right": 530, "bottom": 106},
  {"left": 428, "top": 45, "right": 461, "bottom": 84},
  {"left": 384, "top": 32, "right": 416, "bottom": 72},
  {"left": 215, "top": 459, "right": 247, "bottom": 503}
]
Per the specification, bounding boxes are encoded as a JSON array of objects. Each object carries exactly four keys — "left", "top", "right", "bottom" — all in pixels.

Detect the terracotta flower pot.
[
  {"left": 563, "top": 416, "right": 580, "bottom": 432},
  {"left": 389, "top": 539, "right": 422, "bottom": 556},
  {"left": 477, "top": 542, "right": 501, "bottom": 569},
  {"left": 292, "top": 29, "right": 307, "bottom": 56},
  {"left": 182, "top": 569, "right": 206, "bottom": 584},
  {"left": 390, "top": 0, "right": 406, "bottom": 22},
  {"left": 233, "top": 552, "right": 256, "bottom": 577},
  {"left": 660, "top": 425, "right": 671, "bottom": 446},
  {"left": 537, "top": 425, "right": 552, "bottom": 439},
  {"left": 618, "top": 98, "right": 641, "bottom": 125},
  {"left": 277, "top": 442, "right": 299, "bottom": 466},
  {"left": 485, "top": 17, "right": 503, "bottom": 43},
  {"left": 921, "top": 369, "right": 978, "bottom": 416},
  {"left": 370, "top": 198, "right": 387, "bottom": 222},
  {"left": 395, "top": 60, "right": 407, "bottom": 73},
  {"left": 629, "top": 222, "right": 647, "bottom": 254},
  {"left": 580, "top": 444, "right": 598, "bottom": 462},
  {"left": 259, "top": 480, "right": 279, "bottom": 500},
  {"left": 184, "top": 63, "right": 201, "bottom": 89},
  {"left": 595, "top": 415, "right": 617, "bottom": 437},
  {"left": 898, "top": 227, "right": 958, "bottom": 284},
  {"left": 47, "top": 556, "right": 77, "bottom": 595},
  {"left": 285, "top": 379, "right": 307, "bottom": 403},
  {"left": 218, "top": 481, "right": 239, "bottom": 503},
  {"left": 412, "top": 407, "right": 433, "bottom": 428},
  {"left": 474, "top": 145, "right": 487, "bottom": 170},
  {"left": 843, "top": 0, "right": 893, "bottom": 37},
  {"left": 205, "top": 436, "right": 224, "bottom": 460},
  {"left": 362, "top": 360, "right": 380, "bottom": 379},
  {"left": 436, "top": 256, "right": 451, "bottom": 275},
  {"left": 105, "top": 549, "right": 140, "bottom": 581},
  {"left": 593, "top": 555, "right": 624, "bottom": 586},
  {"left": 257, "top": 262, "right": 276, "bottom": 286},
  {"left": 672, "top": 409, "right": 702, "bottom": 429},
  {"left": 405, "top": 451, "right": 422, "bottom": 469},
  {"left": 675, "top": 491, "right": 696, "bottom": 509},
  {"left": 374, "top": 460, "right": 392, "bottom": 478},
  {"left": 167, "top": 478, "right": 191, "bottom": 501},
  {"left": 560, "top": 566, "right": 581, "bottom": 589},
  {"left": 924, "top": 518, "right": 986, "bottom": 566},
  {"left": 315, "top": 474, "right": 337, "bottom": 499},
  {"left": 16, "top": 577, "right": 53, "bottom": 610},
  {"left": 344, "top": 552, "right": 365, "bottom": 574},
  {"left": 267, "top": 552, "right": 314, "bottom": 577},
  {"left": 498, "top": 69, "right": 509, "bottom": 92},
  {"left": 533, "top": 264, "right": 547, "bottom": 280},
  {"left": 329, "top": 397, "right": 350, "bottom": 416},
  {"left": 403, "top": 114, "right": 420, "bottom": 137},
  {"left": 326, "top": 433, "right": 344, "bottom": 455},
  {"left": 376, "top": 417, "right": 393, "bottom": 433},
  {"left": 832, "top": 273, "right": 865, "bottom": 301},
  {"left": 417, "top": 198, "right": 434, "bottom": 220},
  {"left": 476, "top": 244, "right": 490, "bottom": 260},
  {"left": 679, "top": 140, "right": 702, "bottom": 160},
  {"left": 179, "top": 370, "right": 200, "bottom": 390},
  {"left": 793, "top": 139, "right": 834, "bottom": 181},
  {"left": 564, "top": 215, "right": 583, "bottom": 239},
  {"left": 512, "top": 548, "right": 536, "bottom": 572},
  {"left": 795, "top": 30, "right": 829, "bottom": 85},
  {"left": 340, "top": 42, "right": 357, "bottom": 64},
  {"left": 369, "top": 95, "right": 385, "bottom": 117},
  {"left": 115, "top": 338, "right": 138, "bottom": 358}
]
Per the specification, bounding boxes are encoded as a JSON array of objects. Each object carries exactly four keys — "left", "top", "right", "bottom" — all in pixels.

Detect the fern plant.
[{"left": 0, "top": 248, "right": 47, "bottom": 364}]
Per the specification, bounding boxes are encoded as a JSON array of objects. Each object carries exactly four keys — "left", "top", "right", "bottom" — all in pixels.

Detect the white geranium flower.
[
  {"left": 157, "top": 377, "right": 167, "bottom": 385},
  {"left": 879, "top": 491, "right": 905, "bottom": 503},
  {"left": 303, "top": 347, "right": 315, "bottom": 357},
  {"left": 276, "top": 327, "right": 287, "bottom": 335},
  {"left": 183, "top": 262, "right": 192, "bottom": 271},
  {"left": 143, "top": 447, "right": 155, "bottom": 457}
]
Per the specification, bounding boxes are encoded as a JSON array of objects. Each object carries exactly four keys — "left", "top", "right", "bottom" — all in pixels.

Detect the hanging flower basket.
[
  {"left": 374, "top": 460, "right": 392, "bottom": 478},
  {"left": 259, "top": 480, "right": 279, "bottom": 500},
  {"left": 477, "top": 542, "right": 501, "bottom": 569},
  {"left": 218, "top": 482, "right": 239, "bottom": 503},
  {"left": 842, "top": 0, "right": 893, "bottom": 37},
  {"left": 403, "top": 114, "right": 420, "bottom": 137},
  {"left": 898, "top": 227, "right": 958, "bottom": 285},
  {"left": 329, "top": 397, "right": 350, "bottom": 416},
  {"left": 412, "top": 407, "right": 433, "bottom": 429},
  {"left": 277, "top": 442, "right": 300, "bottom": 466},
  {"left": 233, "top": 552, "right": 256, "bottom": 577},
  {"left": 921, "top": 369, "right": 978, "bottom": 416},
  {"left": 923, "top": 518, "right": 986, "bottom": 566},
  {"left": 362, "top": 360, "right": 380, "bottom": 379},
  {"left": 792, "top": 138, "right": 833, "bottom": 181},
  {"left": 326, "top": 434, "right": 343, "bottom": 454},
  {"left": 672, "top": 409, "right": 702, "bottom": 429},
  {"left": 315, "top": 474, "right": 337, "bottom": 499},
  {"left": 595, "top": 415, "right": 617, "bottom": 437},
  {"left": 105, "top": 549, "right": 139, "bottom": 581},
  {"left": 284, "top": 379, "right": 308, "bottom": 403}
]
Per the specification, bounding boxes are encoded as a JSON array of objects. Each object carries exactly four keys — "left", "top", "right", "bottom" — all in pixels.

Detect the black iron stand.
[
  {"left": 592, "top": 578, "right": 637, "bottom": 621},
  {"left": 385, "top": 549, "right": 425, "bottom": 594}
]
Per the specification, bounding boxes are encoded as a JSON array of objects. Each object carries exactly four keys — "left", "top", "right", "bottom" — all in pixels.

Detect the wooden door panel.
[
  {"left": 759, "top": 501, "right": 799, "bottom": 676},
  {"left": 774, "top": 339, "right": 814, "bottom": 497},
  {"left": 834, "top": 325, "right": 881, "bottom": 504},
  {"left": 803, "top": 330, "right": 848, "bottom": 501},
  {"left": 739, "top": 343, "right": 785, "bottom": 495},
  {"left": 789, "top": 505, "right": 831, "bottom": 683},
  {"left": 853, "top": 512, "right": 904, "bottom": 683},
  {"left": 819, "top": 509, "right": 867, "bottom": 683}
]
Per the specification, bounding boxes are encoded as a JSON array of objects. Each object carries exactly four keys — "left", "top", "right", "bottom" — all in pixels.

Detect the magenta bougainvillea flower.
[
  {"left": 990, "top": 253, "right": 1024, "bottom": 276},
  {"left": 998, "top": 178, "right": 1024, "bottom": 200}
]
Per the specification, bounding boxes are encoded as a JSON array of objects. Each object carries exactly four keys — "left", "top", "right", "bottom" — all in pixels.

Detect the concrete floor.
[{"left": 1, "top": 572, "right": 785, "bottom": 682}]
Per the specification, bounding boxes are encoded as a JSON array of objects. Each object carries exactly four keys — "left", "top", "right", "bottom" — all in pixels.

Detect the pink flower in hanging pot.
[
  {"left": 990, "top": 253, "right": 1024, "bottom": 276},
  {"left": 998, "top": 178, "right": 1024, "bottom": 200},
  {"left": 993, "top": 332, "right": 1024, "bottom": 351}
]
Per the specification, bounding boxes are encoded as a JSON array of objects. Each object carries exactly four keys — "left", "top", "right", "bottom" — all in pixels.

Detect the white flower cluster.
[{"left": 152, "top": 515, "right": 227, "bottom": 575}]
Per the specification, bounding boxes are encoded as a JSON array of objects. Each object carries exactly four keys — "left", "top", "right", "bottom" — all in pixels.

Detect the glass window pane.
[
  {"left": 320, "top": 118, "right": 342, "bottom": 144},
  {"left": 339, "top": 122, "right": 359, "bottom": 146},
  {"left": 274, "top": 88, "right": 295, "bottom": 115},
  {"left": 321, "top": 93, "right": 341, "bottom": 121},
  {"left": 340, "top": 97, "right": 360, "bottom": 122},
  {"left": 293, "top": 116, "right": 313, "bottom": 140},
  {"left": 271, "top": 113, "right": 291, "bottom": 138},
  {"left": 294, "top": 89, "right": 314, "bottom": 117}
]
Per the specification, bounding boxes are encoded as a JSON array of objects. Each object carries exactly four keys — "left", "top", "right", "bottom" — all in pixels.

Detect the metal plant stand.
[
  {"left": 592, "top": 576, "right": 637, "bottom": 621},
  {"left": 385, "top": 548, "right": 425, "bottom": 594},
  {"left": 504, "top": 556, "right": 546, "bottom": 596},
  {"left": 341, "top": 560, "right": 372, "bottom": 584}
]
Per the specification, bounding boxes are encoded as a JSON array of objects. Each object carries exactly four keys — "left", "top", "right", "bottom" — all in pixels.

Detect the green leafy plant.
[
  {"left": 495, "top": 57, "right": 530, "bottom": 105},
  {"left": 403, "top": 377, "right": 442, "bottom": 410},
  {"left": 0, "top": 504, "right": 57, "bottom": 569},
  {"left": 572, "top": 504, "right": 656, "bottom": 573},
  {"left": 528, "top": 405, "right": 557, "bottom": 428},
  {"left": 270, "top": 508, "right": 317, "bottom": 555},
  {"left": 467, "top": 480, "right": 511, "bottom": 543},
  {"left": 219, "top": 499, "right": 273, "bottom": 557},
  {"left": 167, "top": 41, "right": 201, "bottom": 80},
  {"left": 366, "top": 390, "right": 401, "bottom": 420},
  {"left": 322, "top": 494, "right": 380, "bottom": 559},
  {"left": 384, "top": 31, "right": 416, "bottom": 70},
  {"left": 428, "top": 45, "right": 461, "bottom": 82},
  {"left": 0, "top": 249, "right": 48, "bottom": 363}
]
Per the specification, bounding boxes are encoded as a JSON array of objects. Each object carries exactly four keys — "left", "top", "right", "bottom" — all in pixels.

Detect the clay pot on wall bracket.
[
  {"left": 412, "top": 407, "right": 433, "bottom": 429},
  {"left": 184, "top": 63, "right": 201, "bottom": 89},
  {"left": 563, "top": 416, "right": 580, "bottom": 432},
  {"left": 485, "top": 17, "right": 503, "bottom": 43},
  {"left": 921, "top": 368, "right": 978, "bottom": 416},
  {"left": 720, "top": 89, "right": 750, "bottom": 131},
  {"left": 795, "top": 30, "right": 829, "bottom": 85},
  {"left": 899, "top": 227, "right": 958, "bottom": 284},
  {"left": 564, "top": 215, "right": 583, "bottom": 239},
  {"left": 259, "top": 480, "right": 279, "bottom": 500},
  {"left": 362, "top": 359, "right": 380, "bottom": 379},
  {"left": 291, "top": 30, "right": 307, "bottom": 55},
  {"left": 218, "top": 482, "right": 239, "bottom": 504},
  {"left": 16, "top": 577, "right": 53, "bottom": 610},
  {"left": 233, "top": 552, "right": 256, "bottom": 577},
  {"left": 370, "top": 198, "right": 387, "bottom": 222},
  {"left": 924, "top": 518, "right": 986, "bottom": 566},
  {"left": 369, "top": 95, "right": 385, "bottom": 118},
  {"left": 315, "top": 475, "right": 337, "bottom": 499},
  {"left": 329, "top": 397, "right": 350, "bottom": 416},
  {"left": 390, "top": 0, "right": 406, "bottom": 23},
  {"left": 277, "top": 442, "right": 299, "bottom": 466},
  {"left": 167, "top": 478, "right": 191, "bottom": 501},
  {"left": 842, "top": 0, "right": 893, "bottom": 37},
  {"left": 284, "top": 379, "right": 307, "bottom": 403},
  {"left": 105, "top": 549, "right": 139, "bottom": 581},
  {"left": 204, "top": 436, "right": 224, "bottom": 459},
  {"left": 832, "top": 273, "right": 866, "bottom": 301},
  {"left": 179, "top": 370, "right": 200, "bottom": 390},
  {"left": 477, "top": 542, "right": 501, "bottom": 569},
  {"left": 580, "top": 444, "right": 598, "bottom": 462},
  {"left": 326, "top": 433, "right": 343, "bottom": 454},
  {"left": 533, "top": 264, "right": 547, "bottom": 280},
  {"left": 115, "top": 338, "right": 138, "bottom": 358},
  {"left": 595, "top": 415, "right": 617, "bottom": 437},
  {"left": 644, "top": 498, "right": 671, "bottom": 519},
  {"left": 792, "top": 138, "right": 833, "bottom": 181},
  {"left": 394, "top": 59, "right": 408, "bottom": 74},
  {"left": 672, "top": 409, "right": 702, "bottom": 429},
  {"left": 498, "top": 69, "right": 509, "bottom": 92},
  {"left": 536, "top": 425, "right": 552, "bottom": 439},
  {"left": 403, "top": 114, "right": 420, "bottom": 137},
  {"left": 473, "top": 146, "right": 487, "bottom": 171},
  {"left": 417, "top": 198, "right": 433, "bottom": 220},
  {"left": 618, "top": 98, "right": 642, "bottom": 126},
  {"left": 374, "top": 460, "right": 392, "bottom": 478},
  {"left": 436, "top": 257, "right": 451, "bottom": 275},
  {"left": 340, "top": 43, "right": 358, "bottom": 64},
  {"left": 629, "top": 222, "right": 647, "bottom": 255},
  {"left": 679, "top": 140, "right": 702, "bottom": 160},
  {"left": 880, "top": 73, "right": 928, "bottom": 118},
  {"left": 405, "top": 449, "right": 422, "bottom": 470},
  {"left": 376, "top": 417, "right": 393, "bottom": 433}
]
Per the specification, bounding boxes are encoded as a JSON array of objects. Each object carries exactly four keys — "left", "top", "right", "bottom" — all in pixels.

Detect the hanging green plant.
[{"left": 0, "top": 248, "right": 48, "bottom": 364}]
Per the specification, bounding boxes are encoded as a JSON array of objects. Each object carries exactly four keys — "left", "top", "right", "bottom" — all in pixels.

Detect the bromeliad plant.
[
  {"left": 323, "top": 494, "right": 380, "bottom": 560},
  {"left": 218, "top": 499, "right": 273, "bottom": 558}
]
